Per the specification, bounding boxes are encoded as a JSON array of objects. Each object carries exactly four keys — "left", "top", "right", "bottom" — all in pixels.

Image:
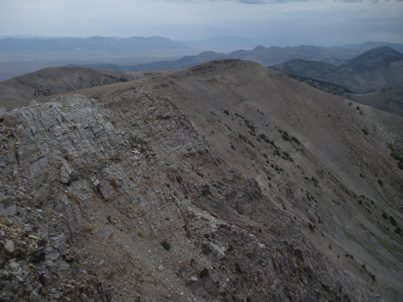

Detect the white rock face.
[
  {"left": 4, "top": 240, "right": 15, "bottom": 253},
  {"left": 60, "top": 159, "right": 73, "bottom": 184}
]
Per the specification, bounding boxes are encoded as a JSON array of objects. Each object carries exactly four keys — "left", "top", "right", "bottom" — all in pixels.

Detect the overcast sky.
[{"left": 0, "top": 0, "right": 402, "bottom": 45}]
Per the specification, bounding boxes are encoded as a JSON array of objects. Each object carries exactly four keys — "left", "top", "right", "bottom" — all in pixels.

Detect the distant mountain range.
[
  {"left": 1, "top": 36, "right": 403, "bottom": 80},
  {"left": 116, "top": 45, "right": 362, "bottom": 72},
  {"left": 271, "top": 46, "right": 403, "bottom": 116},
  {"left": 274, "top": 46, "right": 403, "bottom": 93},
  {"left": 340, "top": 41, "right": 403, "bottom": 53},
  {"left": 1, "top": 37, "right": 403, "bottom": 116},
  {"left": 2, "top": 44, "right": 403, "bottom": 118},
  {"left": 79, "top": 43, "right": 403, "bottom": 74},
  {"left": 1, "top": 36, "right": 402, "bottom": 55}
]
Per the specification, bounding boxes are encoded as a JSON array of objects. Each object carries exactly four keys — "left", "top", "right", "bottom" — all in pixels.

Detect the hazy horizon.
[
  {"left": 0, "top": 34, "right": 402, "bottom": 48},
  {"left": 1, "top": 0, "right": 403, "bottom": 46}
]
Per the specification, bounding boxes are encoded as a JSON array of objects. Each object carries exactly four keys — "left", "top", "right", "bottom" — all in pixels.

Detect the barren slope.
[{"left": 1, "top": 60, "right": 402, "bottom": 302}]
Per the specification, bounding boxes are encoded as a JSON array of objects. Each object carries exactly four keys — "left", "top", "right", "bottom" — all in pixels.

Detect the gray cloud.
[{"left": 219, "top": 0, "right": 402, "bottom": 3}]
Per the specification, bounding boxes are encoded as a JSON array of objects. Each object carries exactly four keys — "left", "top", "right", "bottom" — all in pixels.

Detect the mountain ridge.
[
  {"left": 73, "top": 60, "right": 403, "bottom": 302},
  {"left": 1, "top": 38, "right": 403, "bottom": 81},
  {"left": 0, "top": 66, "right": 134, "bottom": 110},
  {"left": 1, "top": 59, "right": 403, "bottom": 301},
  {"left": 338, "top": 46, "right": 403, "bottom": 73},
  {"left": 275, "top": 46, "right": 403, "bottom": 93}
]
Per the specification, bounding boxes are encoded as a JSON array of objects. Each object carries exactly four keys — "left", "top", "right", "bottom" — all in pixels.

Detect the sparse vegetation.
[
  {"left": 128, "top": 135, "right": 148, "bottom": 152},
  {"left": 281, "top": 151, "right": 294, "bottom": 162},
  {"left": 161, "top": 240, "right": 171, "bottom": 251},
  {"left": 282, "top": 73, "right": 352, "bottom": 97},
  {"left": 269, "top": 162, "right": 284, "bottom": 174},
  {"left": 387, "top": 143, "right": 403, "bottom": 169},
  {"left": 238, "top": 132, "right": 255, "bottom": 148},
  {"left": 110, "top": 179, "right": 120, "bottom": 189},
  {"left": 201, "top": 184, "right": 211, "bottom": 196},
  {"left": 243, "top": 119, "right": 256, "bottom": 136},
  {"left": 278, "top": 128, "right": 302, "bottom": 145},
  {"left": 345, "top": 253, "right": 354, "bottom": 259},
  {"left": 305, "top": 176, "right": 319, "bottom": 188},
  {"left": 199, "top": 268, "right": 209, "bottom": 279},
  {"left": 390, "top": 216, "right": 397, "bottom": 227},
  {"left": 305, "top": 191, "right": 315, "bottom": 202}
]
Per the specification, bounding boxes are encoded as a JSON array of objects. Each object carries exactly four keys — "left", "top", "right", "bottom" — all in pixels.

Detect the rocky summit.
[{"left": 0, "top": 60, "right": 402, "bottom": 302}]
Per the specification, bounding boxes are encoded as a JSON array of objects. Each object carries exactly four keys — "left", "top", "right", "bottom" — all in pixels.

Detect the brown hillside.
[
  {"left": 0, "top": 66, "right": 133, "bottom": 110},
  {"left": 1, "top": 60, "right": 402, "bottom": 301}
]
